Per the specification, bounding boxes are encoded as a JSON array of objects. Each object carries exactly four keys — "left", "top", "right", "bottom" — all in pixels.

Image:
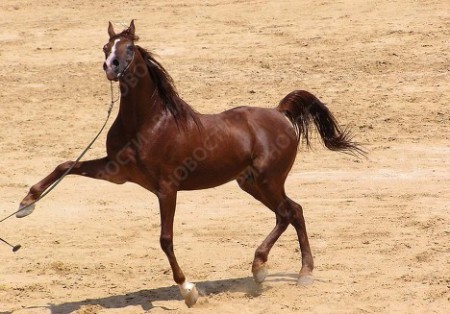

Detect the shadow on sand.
[{"left": 9, "top": 274, "right": 297, "bottom": 314}]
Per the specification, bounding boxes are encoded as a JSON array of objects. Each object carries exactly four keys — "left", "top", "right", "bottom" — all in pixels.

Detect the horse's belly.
[{"left": 176, "top": 158, "right": 248, "bottom": 190}]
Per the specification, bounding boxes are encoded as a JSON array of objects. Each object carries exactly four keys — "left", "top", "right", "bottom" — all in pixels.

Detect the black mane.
[{"left": 135, "top": 45, "right": 202, "bottom": 130}]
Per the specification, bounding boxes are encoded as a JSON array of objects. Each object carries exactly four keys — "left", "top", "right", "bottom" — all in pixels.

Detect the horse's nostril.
[
  {"left": 112, "top": 59, "right": 119, "bottom": 67},
  {"left": 103, "top": 62, "right": 107, "bottom": 71}
]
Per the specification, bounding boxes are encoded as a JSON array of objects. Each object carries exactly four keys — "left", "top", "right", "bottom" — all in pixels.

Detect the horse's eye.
[
  {"left": 103, "top": 44, "right": 109, "bottom": 53},
  {"left": 126, "top": 44, "right": 134, "bottom": 51}
]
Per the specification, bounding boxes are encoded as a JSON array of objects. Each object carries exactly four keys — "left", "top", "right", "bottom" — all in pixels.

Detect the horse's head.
[{"left": 102, "top": 20, "right": 138, "bottom": 81}]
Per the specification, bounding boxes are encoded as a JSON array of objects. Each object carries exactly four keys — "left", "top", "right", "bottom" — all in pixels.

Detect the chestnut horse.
[{"left": 18, "top": 20, "right": 362, "bottom": 306}]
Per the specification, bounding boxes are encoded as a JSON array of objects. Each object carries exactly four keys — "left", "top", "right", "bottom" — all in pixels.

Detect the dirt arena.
[{"left": 1, "top": 0, "right": 449, "bottom": 313}]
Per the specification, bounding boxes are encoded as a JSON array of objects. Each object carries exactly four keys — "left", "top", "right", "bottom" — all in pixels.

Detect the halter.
[{"left": 117, "top": 47, "right": 136, "bottom": 79}]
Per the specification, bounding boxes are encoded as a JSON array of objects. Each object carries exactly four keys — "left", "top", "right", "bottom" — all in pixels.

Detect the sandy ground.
[{"left": 1, "top": 0, "right": 449, "bottom": 313}]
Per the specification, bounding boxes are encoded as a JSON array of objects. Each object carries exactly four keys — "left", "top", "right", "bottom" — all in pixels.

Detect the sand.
[{"left": 0, "top": 0, "right": 449, "bottom": 313}]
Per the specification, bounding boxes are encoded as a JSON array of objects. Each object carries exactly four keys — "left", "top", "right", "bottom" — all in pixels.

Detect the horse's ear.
[
  {"left": 128, "top": 19, "right": 136, "bottom": 37},
  {"left": 108, "top": 21, "right": 116, "bottom": 38}
]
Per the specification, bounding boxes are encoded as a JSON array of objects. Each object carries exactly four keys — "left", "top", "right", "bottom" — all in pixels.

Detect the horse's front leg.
[
  {"left": 158, "top": 190, "right": 199, "bottom": 307},
  {"left": 17, "top": 157, "right": 127, "bottom": 217}
]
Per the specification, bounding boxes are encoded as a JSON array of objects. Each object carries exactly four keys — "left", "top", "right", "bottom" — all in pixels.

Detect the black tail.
[{"left": 277, "top": 90, "right": 364, "bottom": 155}]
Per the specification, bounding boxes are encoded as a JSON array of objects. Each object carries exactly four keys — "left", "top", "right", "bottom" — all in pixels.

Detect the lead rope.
[{"left": 0, "top": 82, "right": 119, "bottom": 223}]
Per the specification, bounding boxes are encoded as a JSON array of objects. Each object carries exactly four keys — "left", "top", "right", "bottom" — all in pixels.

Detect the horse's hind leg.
[
  {"left": 238, "top": 173, "right": 289, "bottom": 283},
  {"left": 284, "top": 198, "right": 314, "bottom": 285},
  {"left": 238, "top": 170, "right": 314, "bottom": 285},
  {"left": 252, "top": 213, "right": 289, "bottom": 283}
]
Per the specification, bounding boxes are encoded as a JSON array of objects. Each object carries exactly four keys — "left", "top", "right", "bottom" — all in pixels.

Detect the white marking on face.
[{"left": 105, "top": 38, "right": 120, "bottom": 69}]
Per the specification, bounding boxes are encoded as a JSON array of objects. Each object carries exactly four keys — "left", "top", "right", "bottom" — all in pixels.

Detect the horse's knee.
[{"left": 56, "top": 161, "right": 76, "bottom": 172}]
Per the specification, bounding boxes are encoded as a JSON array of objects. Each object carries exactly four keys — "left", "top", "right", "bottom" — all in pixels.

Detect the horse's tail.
[{"left": 277, "top": 90, "right": 364, "bottom": 155}]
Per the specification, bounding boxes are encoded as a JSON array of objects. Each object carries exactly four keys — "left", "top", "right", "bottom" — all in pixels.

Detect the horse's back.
[
  {"left": 204, "top": 105, "right": 298, "bottom": 152},
  {"left": 174, "top": 106, "right": 298, "bottom": 190}
]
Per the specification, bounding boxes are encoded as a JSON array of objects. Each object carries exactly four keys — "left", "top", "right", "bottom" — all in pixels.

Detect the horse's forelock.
[{"left": 112, "top": 30, "right": 139, "bottom": 42}]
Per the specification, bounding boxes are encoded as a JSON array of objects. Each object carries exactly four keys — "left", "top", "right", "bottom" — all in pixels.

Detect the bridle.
[{"left": 117, "top": 45, "right": 136, "bottom": 79}]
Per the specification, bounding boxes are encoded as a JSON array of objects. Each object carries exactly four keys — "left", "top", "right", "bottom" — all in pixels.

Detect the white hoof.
[
  {"left": 16, "top": 203, "right": 36, "bottom": 218},
  {"left": 297, "top": 274, "right": 314, "bottom": 286},
  {"left": 252, "top": 264, "right": 268, "bottom": 283},
  {"left": 179, "top": 281, "right": 199, "bottom": 307}
]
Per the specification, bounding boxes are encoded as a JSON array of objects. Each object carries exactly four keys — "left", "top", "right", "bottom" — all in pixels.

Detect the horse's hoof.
[
  {"left": 297, "top": 274, "right": 314, "bottom": 286},
  {"left": 16, "top": 203, "right": 36, "bottom": 218},
  {"left": 252, "top": 264, "right": 268, "bottom": 284},
  {"left": 179, "top": 281, "right": 199, "bottom": 308}
]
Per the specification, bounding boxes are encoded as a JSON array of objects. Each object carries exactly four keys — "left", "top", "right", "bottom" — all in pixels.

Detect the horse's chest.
[
  {"left": 106, "top": 129, "right": 138, "bottom": 169},
  {"left": 114, "top": 144, "right": 137, "bottom": 165}
]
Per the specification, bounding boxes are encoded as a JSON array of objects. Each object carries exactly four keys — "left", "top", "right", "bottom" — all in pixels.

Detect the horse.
[{"left": 17, "top": 20, "right": 363, "bottom": 307}]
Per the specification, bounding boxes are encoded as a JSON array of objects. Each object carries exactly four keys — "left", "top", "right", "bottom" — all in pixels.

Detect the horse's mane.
[{"left": 135, "top": 45, "right": 202, "bottom": 130}]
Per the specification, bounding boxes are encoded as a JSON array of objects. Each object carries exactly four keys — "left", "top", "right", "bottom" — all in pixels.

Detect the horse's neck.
[{"left": 116, "top": 66, "right": 162, "bottom": 135}]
